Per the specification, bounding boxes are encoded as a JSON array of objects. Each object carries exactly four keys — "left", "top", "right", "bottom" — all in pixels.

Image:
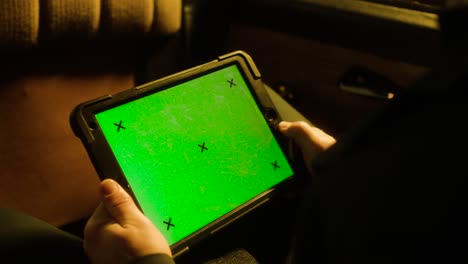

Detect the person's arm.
[{"left": 84, "top": 179, "right": 173, "bottom": 264}]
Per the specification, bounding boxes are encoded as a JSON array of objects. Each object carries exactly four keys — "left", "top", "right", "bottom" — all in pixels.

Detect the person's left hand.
[{"left": 84, "top": 179, "right": 172, "bottom": 264}]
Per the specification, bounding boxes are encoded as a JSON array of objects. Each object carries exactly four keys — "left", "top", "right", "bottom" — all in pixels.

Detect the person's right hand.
[
  {"left": 84, "top": 179, "right": 172, "bottom": 264},
  {"left": 278, "top": 121, "right": 336, "bottom": 174}
]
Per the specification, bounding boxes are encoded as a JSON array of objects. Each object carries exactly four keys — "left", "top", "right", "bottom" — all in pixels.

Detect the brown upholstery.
[
  {"left": 0, "top": 0, "right": 39, "bottom": 47},
  {"left": 0, "top": 0, "right": 182, "bottom": 227},
  {"left": 0, "top": 0, "right": 182, "bottom": 47}
]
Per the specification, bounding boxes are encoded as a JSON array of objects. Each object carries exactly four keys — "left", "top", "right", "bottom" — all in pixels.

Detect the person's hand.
[
  {"left": 84, "top": 179, "right": 172, "bottom": 264},
  {"left": 278, "top": 121, "right": 336, "bottom": 174}
]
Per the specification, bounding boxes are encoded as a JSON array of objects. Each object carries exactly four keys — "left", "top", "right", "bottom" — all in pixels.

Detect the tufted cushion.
[
  {"left": 43, "top": 0, "right": 101, "bottom": 40},
  {"left": 0, "top": 0, "right": 40, "bottom": 47},
  {"left": 0, "top": 0, "right": 182, "bottom": 48}
]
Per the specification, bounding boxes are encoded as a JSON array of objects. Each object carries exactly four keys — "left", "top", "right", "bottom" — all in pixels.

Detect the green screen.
[{"left": 95, "top": 64, "right": 294, "bottom": 245}]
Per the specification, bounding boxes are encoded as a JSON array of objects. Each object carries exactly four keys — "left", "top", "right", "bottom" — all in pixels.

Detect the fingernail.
[
  {"left": 278, "top": 121, "right": 289, "bottom": 130},
  {"left": 101, "top": 179, "right": 119, "bottom": 196}
]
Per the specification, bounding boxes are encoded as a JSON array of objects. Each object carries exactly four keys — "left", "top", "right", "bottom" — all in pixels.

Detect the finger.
[
  {"left": 100, "top": 179, "right": 143, "bottom": 225},
  {"left": 83, "top": 203, "right": 110, "bottom": 251},
  {"left": 279, "top": 121, "right": 336, "bottom": 161},
  {"left": 279, "top": 121, "right": 313, "bottom": 149}
]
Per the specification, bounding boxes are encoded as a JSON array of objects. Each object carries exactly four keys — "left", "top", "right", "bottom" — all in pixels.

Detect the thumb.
[
  {"left": 100, "top": 179, "right": 143, "bottom": 225},
  {"left": 278, "top": 121, "right": 336, "bottom": 162},
  {"left": 279, "top": 121, "right": 316, "bottom": 152}
]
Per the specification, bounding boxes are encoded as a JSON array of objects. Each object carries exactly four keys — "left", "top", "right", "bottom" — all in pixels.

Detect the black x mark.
[
  {"left": 114, "top": 120, "right": 126, "bottom": 132},
  {"left": 198, "top": 142, "right": 208, "bottom": 153},
  {"left": 163, "top": 218, "right": 175, "bottom": 231},
  {"left": 227, "top": 78, "right": 236, "bottom": 88},
  {"left": 271, "top": 160, "right": 280, "bottom": 171}
]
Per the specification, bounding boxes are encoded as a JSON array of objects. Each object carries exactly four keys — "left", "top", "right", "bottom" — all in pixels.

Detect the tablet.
[{"left": 70, "top": 51, "right": 296, "bottom": 257}]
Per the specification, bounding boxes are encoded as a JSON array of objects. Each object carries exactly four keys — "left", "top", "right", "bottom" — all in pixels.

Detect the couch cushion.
[
  {"left": 0, "top": 0, "right": 182, "bottom": 49},
  {"left": 0, "top": 0, "right": 40, "bottom": 47}
]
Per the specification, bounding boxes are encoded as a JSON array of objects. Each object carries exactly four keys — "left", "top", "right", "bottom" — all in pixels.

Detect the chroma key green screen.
[{"left": 95, "top": 64, "right": 294, "bottom": 245}]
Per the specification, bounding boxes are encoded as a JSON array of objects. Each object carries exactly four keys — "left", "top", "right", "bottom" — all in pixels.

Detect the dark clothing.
[
  {"left": 291, "top": 6, "right": 468, "bottom": 263},
  {"left": 0, "top": 208, "right": 89, "bottom": 263},
  {"left": 135, "top": 254, "right": 175, "bottom": 264},
  {"left": 289, "top": 52, "right": 468, "bottom": 263}
]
